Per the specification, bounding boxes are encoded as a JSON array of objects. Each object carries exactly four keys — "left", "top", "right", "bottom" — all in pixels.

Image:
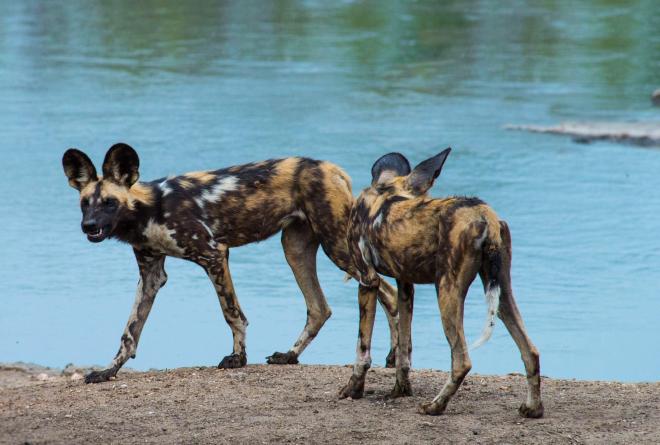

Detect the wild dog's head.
[
  {"left": 368, "top": 147, "right": 452, "bottom": 199},
  {"left": 62, "top": 143, "right": 152, "bottom": 243}
]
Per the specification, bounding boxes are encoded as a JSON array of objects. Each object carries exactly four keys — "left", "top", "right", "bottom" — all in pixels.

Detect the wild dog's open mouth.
[{"left": 86, "top": 227, "right": 107, "bottom": 242}]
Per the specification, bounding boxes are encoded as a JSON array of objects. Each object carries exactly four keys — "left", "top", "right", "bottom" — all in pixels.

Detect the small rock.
[
  {"left": 70, "top": 373, "right": 83, "bottom": 381},
  {"left": 36, "top": 373, "right": 50, "bottom": 381}
]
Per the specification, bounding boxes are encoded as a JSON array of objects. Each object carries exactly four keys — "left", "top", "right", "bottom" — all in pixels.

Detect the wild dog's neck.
[{"left": 111, "top": 182, "right": 161, "bottom": 246}]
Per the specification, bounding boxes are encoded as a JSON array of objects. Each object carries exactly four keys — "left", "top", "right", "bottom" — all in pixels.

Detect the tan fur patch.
[
  {"left": 184, "top": 171, "right": 216, "bottom": 184},
  {"left": 321, "top": 162, "right": 353, "bottom": 222},
  {"left": 275, "top": 158, "right": 299, "bottom": 178},
  {"left": 177, "top": 178, "right": 195, "bottom": 190},
  {"left": 79, "top": 178, "right": 153, "bottom": 210},
  {"left": 102, "top": 181, "right": 154, "bottom": 210},
  {"left": 142, "top": 219, "right": 184, "bottom": 256},
  {"left": 238, "top": 159, "right": 299, "bottom": 212},
  {"left": 79, "top": 182, "right": 98, "bottom": 202}
]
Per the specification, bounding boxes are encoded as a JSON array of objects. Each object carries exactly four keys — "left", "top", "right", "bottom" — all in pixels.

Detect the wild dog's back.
[{"left": 153, "top": 157, "right": 353, "bottom": 264}]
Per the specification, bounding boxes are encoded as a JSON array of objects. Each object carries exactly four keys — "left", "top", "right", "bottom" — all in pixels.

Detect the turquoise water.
[{"left": 1, "top": 1, "right": 659, "bottom": 382}]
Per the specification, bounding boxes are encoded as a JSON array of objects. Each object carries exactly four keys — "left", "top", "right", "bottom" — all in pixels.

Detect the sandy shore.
[{"left": 1, "top": 363, "right": 658, "bottom": 444}]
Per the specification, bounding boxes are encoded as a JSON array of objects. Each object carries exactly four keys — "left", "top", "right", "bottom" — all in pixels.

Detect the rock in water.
[
  {"left": 652, "top": 89, "right": 660, "bottom": 106},
  {"left": 505, "top": 121, "right": 660, "bottom": 147}
]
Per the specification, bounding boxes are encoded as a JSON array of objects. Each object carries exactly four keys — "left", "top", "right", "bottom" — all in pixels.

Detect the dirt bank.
[{"left": 1, "top": 363, "right": 658, "bottom": 444}]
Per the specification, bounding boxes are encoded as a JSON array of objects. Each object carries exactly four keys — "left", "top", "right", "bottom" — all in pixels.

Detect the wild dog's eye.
[
  {"left": 81, "top": 200, "right": 89, "bottom": 210},
  {"left": 105, "top": 198, "right": 118, "bottom": 209}
]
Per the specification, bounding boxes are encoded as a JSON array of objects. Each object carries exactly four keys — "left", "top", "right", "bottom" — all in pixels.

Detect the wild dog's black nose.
[{"left": 82, "top": 219, "right": 98, "bottom": 233}]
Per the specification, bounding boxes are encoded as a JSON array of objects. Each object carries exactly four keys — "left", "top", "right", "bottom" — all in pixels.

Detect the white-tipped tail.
[{"left": 469, "top": 283, "right": 500, "bottom": 350}]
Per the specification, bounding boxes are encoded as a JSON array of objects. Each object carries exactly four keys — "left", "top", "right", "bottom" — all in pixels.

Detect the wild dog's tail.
[{"left": 469, "top": 241, "right": 502, "bottom": 350}]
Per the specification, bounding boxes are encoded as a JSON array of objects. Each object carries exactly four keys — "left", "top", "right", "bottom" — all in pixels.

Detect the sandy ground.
[{"left": 1, "top": 363, "right": 658, "bottom": 445}]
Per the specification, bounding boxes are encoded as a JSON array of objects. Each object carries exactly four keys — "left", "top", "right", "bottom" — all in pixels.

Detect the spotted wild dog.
[
  {"left": 62, "top": 143, "right": 399, "bottom": 384},
  {"left": 339, "top": 148, "right": 544, "bottom": 418}
]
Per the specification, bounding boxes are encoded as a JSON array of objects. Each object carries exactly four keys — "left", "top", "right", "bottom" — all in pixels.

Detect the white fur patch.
[
  {"left": 198, "top": 220, "right": 214, "bottom": 238},
  {"left": 358, "top": 236, "right": 380, "bottom": 267},
  {"left": 474, "top": 225, "right": 488, "bottom": 249},
  {"left": 469, "top": 283, "right": 500, "bottom": 350},
  {"left": 358, "top": 237, "right": 370, "bottom": 265},
  {"left": 142, "top": 219, "right": 184, "bottom": 256},
  {"left": 159, "top": 179, "right": 173, "bottom": 197},
  {"left": 372, "top": 213, "right": 383, "bottom": 229},
  {"left": 194, "top": 176, "right": 239, "bottom": 208}
]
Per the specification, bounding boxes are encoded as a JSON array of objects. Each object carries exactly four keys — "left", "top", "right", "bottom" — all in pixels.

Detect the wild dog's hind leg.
[
  {"left": 85, "top": 250, "right": 167, "bottom": 384},
  {"left": 495, "top": 221, "right": 543, "bottom": 418},
  {"left": 204, "top": 245, "right": 249, "bottom": 369},
  {"left": 339, "top": 284, "right": 378, "bottom": 399},
  {"left": 419, "top": 236, "right": 480, "bottom": 415},
  {"left": 418, "top": 274, "right": 473, "bottom": 415},
  {"left": 391, "top": 280, "right": 414, "bottom": 397},
  {"left": 267, "top": 220, "right": 331, "bottom": 365}
]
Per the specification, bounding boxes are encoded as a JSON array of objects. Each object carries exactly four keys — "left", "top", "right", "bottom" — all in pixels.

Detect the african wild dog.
[
  {"left": 339, "top": 148, "right": 544, "bottom": 418},
  {"left": 62, "top": 143, "right": 399, "bottom": 383}
]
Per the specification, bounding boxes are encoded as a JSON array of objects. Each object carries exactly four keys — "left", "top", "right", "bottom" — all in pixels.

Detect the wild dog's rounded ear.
[
  {"left": 62, "top": 149, "right": 98, "bottom": 191},
  {"left": 371, "top": 152, "right": 411, "bottom": 185},
  {"left": 406, "top": 147, "right": 451, "bottom": 195},
  {"left": 102, "top": 143, "right": 140, "bottom": 187}
]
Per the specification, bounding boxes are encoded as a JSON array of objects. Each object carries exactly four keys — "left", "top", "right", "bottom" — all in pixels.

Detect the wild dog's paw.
[
  {"left": 266, "top": 351, "right": 299, "bottom": 365},
  {"left": 389, "top": 378, "right": 413, "bottom": 398},
  {"left": 338, "top": 375, "right": 365, "bottom": 399},
  {"left": 518, "top": 402, "right": 544, "bottom": 418},
  {"left": 418, "top": 401, "right": 447, "bottom": 416},
  {"left": 84, "top": 369, "right": 116, "bottom": 384},
  {"left": 218, "top": 352, "right": 247, "bottom": 369},
  {"left": 385, "top": 348, "right": 396, "bottom": 368}
]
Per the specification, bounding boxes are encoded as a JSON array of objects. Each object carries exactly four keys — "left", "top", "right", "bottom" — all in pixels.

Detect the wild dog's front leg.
[
  {"left": 339, "top": 284, "right": 378, "bottom": 399},
  {"left": 391, "top": 280, "right": 414, "bottom": 397},
  {"left": 85, "top": 250, "right": 167, "bottom": 384},
  {"left": 377, "top": 279, "right": 399, "bottom": 368},
  {"left": 204, "top": 245, "right": 249, "bottom": 369}
]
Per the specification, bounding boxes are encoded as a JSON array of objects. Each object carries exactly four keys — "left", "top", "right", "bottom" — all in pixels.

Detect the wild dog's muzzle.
[{"left": 82, "top": 219, "right": 110, "bottom": 242}]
